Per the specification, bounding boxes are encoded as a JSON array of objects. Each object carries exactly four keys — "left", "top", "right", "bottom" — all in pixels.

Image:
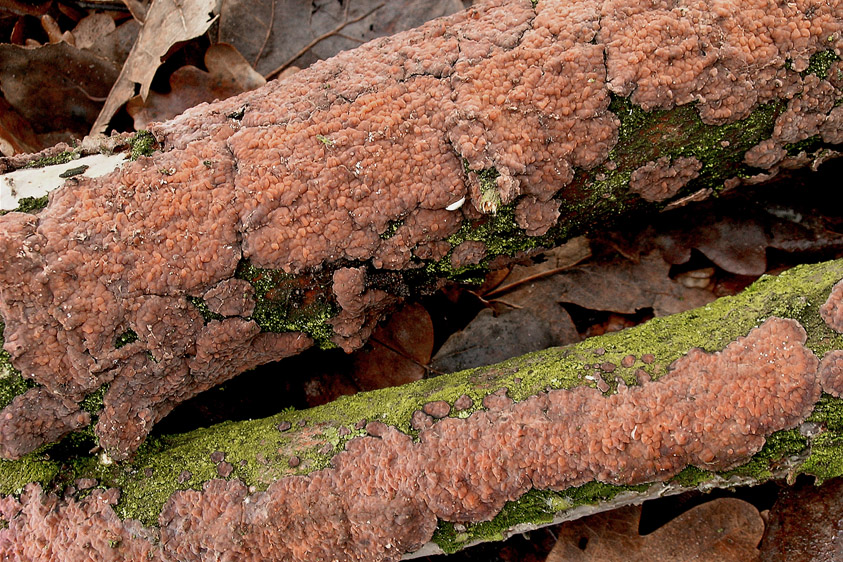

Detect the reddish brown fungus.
[{"left": 0, "top": 317, "right": 824, "bottom": 561}]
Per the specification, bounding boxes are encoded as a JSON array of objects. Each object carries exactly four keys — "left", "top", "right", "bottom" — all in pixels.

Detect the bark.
[{"left": 1, "top": 259, "right": 842, "bottom": 560}]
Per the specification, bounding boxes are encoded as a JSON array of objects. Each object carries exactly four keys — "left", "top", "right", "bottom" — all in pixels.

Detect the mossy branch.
[{"left": 1, "top": 259, "right": 843, "bottom": 559}]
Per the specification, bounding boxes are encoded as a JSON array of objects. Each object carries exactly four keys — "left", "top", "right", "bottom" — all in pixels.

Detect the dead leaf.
[
  {"left": 430, "top": 307, "right": 557, "bottom": 374},
  {"left": 484, "top": 236, "right": 593, "bottom": 299},
  {"left": 91, "top": 0, "right": 218, "bottom": 134},
  {"left": 218, "top": 0, "right": 464, "bottom": 77},
  {"left": 71, "top": 13, "right": 117, "bottom": 50},
  {"left": 656, "top": 216, "right": 769, "bottom": 276},
  {"left": 0, "top": 97, "right": 40, "bottom": 156},
  {"left": 759, "top": 477, "right": 843, "bottom": 561},
  {"left": 0, "top": 0, "right": 51, "bottom": 17},
  {"left": 127, "top": 43, "right": 265, "bottom": 128},
  {"left": 548, "top": 498, "right": 763, "bottom": 562},
  {"left": 121, "top": 0, "right": 148, "bottom": 22},
  {"left": 551, "top": 251, "right": 715, "bottom": 317},
  {"left": 352, "top": 302, "right": 434, "bottom": 390},
  {"left": 84, "top": 18, "right": 141, "bottom": 67},
  {"left": 0, "top": 42, "right": 119, "bottom": 145}
]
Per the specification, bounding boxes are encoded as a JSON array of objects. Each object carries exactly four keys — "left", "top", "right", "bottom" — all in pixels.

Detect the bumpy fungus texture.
[
  {"left": 0, "top": 317, "right": 824, "bottom": 561},
  {"left": 821, "top": 279, "right": 843, "bottom": 334},
  {"left": 1, "top": 0, "right": 842, "bottom": 459},
  {"left": 629, "top": 156, "right": 703, "bottom": 202}
]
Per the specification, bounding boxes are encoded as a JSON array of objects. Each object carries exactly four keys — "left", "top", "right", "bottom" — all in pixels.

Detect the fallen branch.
[
  {"left": 0, "top": 0, "right": 842, "bottom": 462},
  {"left": 1, "top": 259, "right": 843, "bottom": 560}
]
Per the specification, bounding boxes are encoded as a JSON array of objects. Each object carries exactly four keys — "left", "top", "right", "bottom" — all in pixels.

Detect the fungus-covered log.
[
  {"left": 2, "top": 260, "right": 843, "bottom": 560},
  {"left": 1, "top": 0, "right": 843, "bottom": 461}
]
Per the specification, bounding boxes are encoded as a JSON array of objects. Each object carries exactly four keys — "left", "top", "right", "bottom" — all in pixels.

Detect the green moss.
[
  {"left": 607, "top": 95, "right": 784, "bottom": 195},
  {"left": 431, "top": 480, "right": 649, "bottom": 552},
  {"left": 236, "top": 261, "right": 337, "bottom": 349},
  {"left": 802, "top": 50, "right": 840, "bottom": 79},
  {"left": 186, "top": 297, "right": 224, "bottom": 324},
  {"left": 23, "top": 150, "right": 77, "bottom": 169},
  {"left": 801, "top": 395, "right": 843, "bottom": 482},
  {"left": 316, "top": 134, "right": 335, "bottom": 147},
  {"left": 379, "top": 219, "right": 404, "bottom": 240},
  {"left": 114, "top": 329, "right": 138, "bottom": 349},
  {"left": 0, "top": 322, "right": 36, "bottom": 410},
  {"left": 719, "top": 429, "right": 807, "bottom": 482},
  {"left": 129, "top": 130, "right": 156, "bottom": 161},
  {"left": 80, "top": 385, "right": 109, "bottom": 416},
  {"left": 58, "top": 164, "right": 89, "bottom": 179},
  {"left": 10, "top": 195, "right": 49, "bottom": 215},
  {"left": 0, "top": 453, "right": 60, "bottom": 495},
  {"left": 671, "top": 466, "right": 713, "bottom": 488},
  {"left": 785, "top": 134, "right": 824, "bottom": 156}
]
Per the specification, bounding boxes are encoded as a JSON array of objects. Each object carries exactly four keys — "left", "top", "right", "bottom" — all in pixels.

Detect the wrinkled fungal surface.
[
  {"left": 819, "top": 350, "right": 843, "bottom": 397},
  {"left": 1, "top": 0, "right": 842, "bottom": 459},
  {"left": 0, "top": 316, "right": 825, "bottom": 561},
  {"left": 821, "top": 279, "right": 843, "bottom": 333},
  {"left": 629, "top": 156, "right": 703, "bottom": 202}
]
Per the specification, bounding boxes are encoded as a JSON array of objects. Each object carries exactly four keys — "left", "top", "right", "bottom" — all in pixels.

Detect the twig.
[
  {"left": 482, "top": 264, "right": 580, "bottom": 300},
  {"left": 254, "top": 0, "right": 275, "bottom": 69},
  {"left": 264, "top": 2, "right": 385, "bottom": 80}
]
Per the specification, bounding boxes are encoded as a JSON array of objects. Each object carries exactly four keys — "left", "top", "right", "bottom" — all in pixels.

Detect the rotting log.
[
  {"left": 2, "top": 260, "right": 843, "bottom": 560},
  {"left": 1, "top": 0, "right": 843, "bottom": 461}
]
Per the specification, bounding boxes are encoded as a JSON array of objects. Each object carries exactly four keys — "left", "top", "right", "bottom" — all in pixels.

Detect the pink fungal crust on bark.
[
  {"left": 819, "top": 350, "right": 843, "bottom": 397},
  {"left": 202, "top": 278, "right": 256, "bottom": 317},
  {"left": 821, "top": 279, "right": 843, "bottom": 333},
  {"left": 629, "top": 156, "right": 703, "bottom": 202},
  {"left": 0, "top": 317, "right": 823, "bottom": 561},
  {"left": 744, "top": 139, "right": 787, "bottom": 170},
  {"left": 601, "top": 0, "right": 842, "bottom": 124},
  {"left": 1, "top": 0, "right": 842, "bottom": 459}
]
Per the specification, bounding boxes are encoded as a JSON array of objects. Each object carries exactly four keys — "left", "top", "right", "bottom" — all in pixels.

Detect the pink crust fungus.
[
  {"left": 819, "top": 350, "right": 843, "bottom": 398},
  {"left": 629, "top": 156, "right": 703, "bottom": 202},
  {"left": 1, "top": 0, "right": 841, "bottom": 460},
  {"left": 601, "top": 0, "right": 842, "bottom": 124},
  {"left": 202, "top": 278, "right": 255, "bottom": 317},
  {"left": 821, "top": 279, "right": 843, "bottom": 334},
  {"left": 0, "top": 317, "right": 824, "bottom": 561},
  {"left": 744, "top": 139, "right": 787, "bottom": 170}
]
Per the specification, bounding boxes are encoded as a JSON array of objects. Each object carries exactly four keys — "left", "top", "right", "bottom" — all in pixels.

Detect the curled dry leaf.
[
  {"left": 91, "top": 0, "right": 218, "bottom": 134},
  {"left": 430, "top": 307, "right": 558, "bottom": 374},
  {"left": 127, "top": 43, "right": 266, "bottom": 129},
  {"left": 548, "top": 498, "right": 763, "bottom": 562}
]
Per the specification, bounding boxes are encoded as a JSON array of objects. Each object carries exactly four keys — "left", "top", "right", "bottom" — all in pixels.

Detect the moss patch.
[
  {"left": 0, "top": 322, "right": 35, "bottom": 410},
  {"left": 236, "top": 261, "right": 337, "bottom": 348},
  {"left": 803, "top": 49, "right": 840, "bottom": 79},
  {"left": 129, "top": 130, "right": 156, "bottom": 160},
  {"left": 22, "top": 150, "right": 77, "bottom": 169},
  {"left": 114, "top": 329, "right": 138, "bottom": 349},
  {"left": 186, "top": 297, "right": 225, "bottom": 324},
  {"left": 607, "top": 95, "right": 784, "bottom": 196},
  {"left": 8, "top": 195, "right": 49, "bottom": 215}
]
